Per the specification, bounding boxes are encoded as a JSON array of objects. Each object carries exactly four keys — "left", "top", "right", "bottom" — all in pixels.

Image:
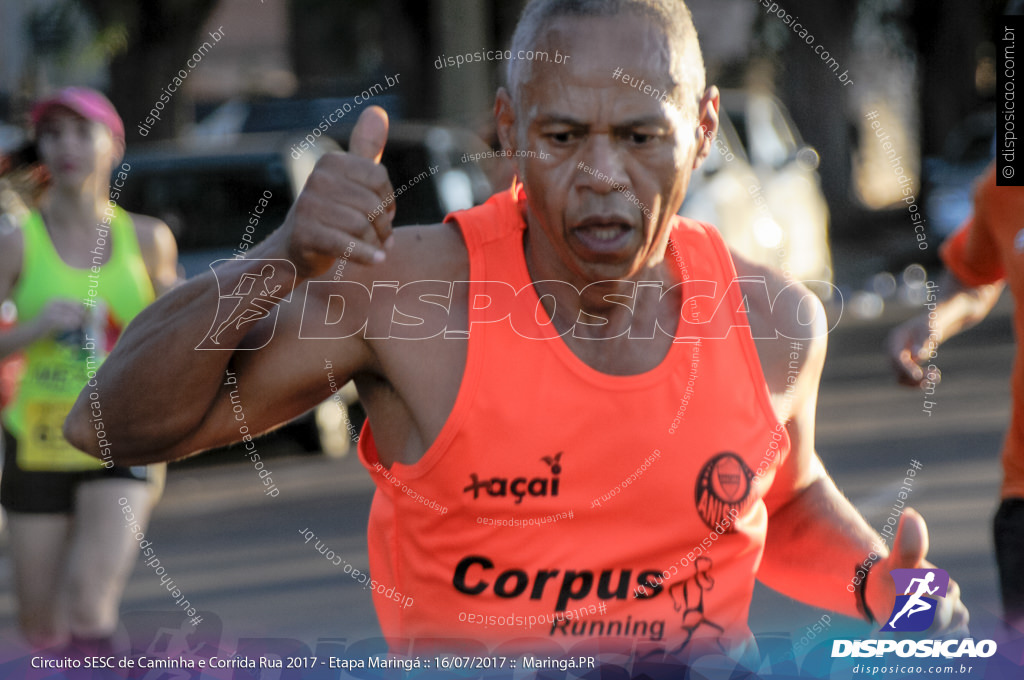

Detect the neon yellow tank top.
[{"left": 3, "top": 207, "right": 156, "bottom": 471}]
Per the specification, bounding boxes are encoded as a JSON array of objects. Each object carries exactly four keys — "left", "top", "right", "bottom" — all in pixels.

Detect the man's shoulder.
[
  {"left": 731, "top": 250, "right": 828, "bottom": 394},
  {"left": 391, "top": 221, "right": 470, "bottom": 279},
  {"left": 309, "top": 221, "right": 469, "bottom": 292},
  {"left": 730, "top": 251, "right": 826, "bottom": 342}
]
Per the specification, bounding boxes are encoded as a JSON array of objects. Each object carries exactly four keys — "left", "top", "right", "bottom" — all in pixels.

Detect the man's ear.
[
  {"left": 692, "top": 85, "right": 720, "bottom": 170},
  {"left": 495, "top": 87, "right": 518, "bottom": 156}
]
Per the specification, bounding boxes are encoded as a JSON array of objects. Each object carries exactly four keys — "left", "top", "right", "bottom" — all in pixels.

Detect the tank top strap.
[
  {"left": 15, "top": 210, "right": 60, "bottom": 281},
  {"left": 108, "top": 206, "right": 146, "bottom": 268},
  {"left": 444, "top": 183, "right": 525, "bottom": 255}
]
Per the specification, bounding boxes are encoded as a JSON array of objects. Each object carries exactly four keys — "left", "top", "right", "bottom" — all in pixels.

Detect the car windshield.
[{"left": 118, "top": 158, "right": 293, "bottom": 251}]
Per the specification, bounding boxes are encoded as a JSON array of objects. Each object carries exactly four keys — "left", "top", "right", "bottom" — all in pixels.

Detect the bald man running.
[{"left": 66, "top": 0, "right": 967, "bottom": 666}]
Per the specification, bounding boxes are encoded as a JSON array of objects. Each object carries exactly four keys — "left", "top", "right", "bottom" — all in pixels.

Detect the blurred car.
[
  {"left": 923, "top": 109, "right": 994, "bottom": 241},
  {"left": 195, "top": 97, "right": 497, "bottom": 226},
  {"left": 683, "top": 89, "right": 833, "bottom": 299},
  {"left": 193, "top": 95, "right": 403, "bottom": 138},
  {"left": 681, "top": 113, "right": 769, "bottom": 269},
  {"left": 120, "top": 131, "right": 331, "bottom": 277}
]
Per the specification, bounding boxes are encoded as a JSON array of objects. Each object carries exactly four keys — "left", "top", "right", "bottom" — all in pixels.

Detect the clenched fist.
[
  {"left": 866, "top": 508, "right": 969, "bottom": 637},
  {"left": 273, "top": 106, "right": 396, "bottom": 280}
]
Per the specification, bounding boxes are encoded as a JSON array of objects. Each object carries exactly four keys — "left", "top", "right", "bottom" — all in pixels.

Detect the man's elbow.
[
  {"left": 63, "top": 410, "right": 183, "bottom": 465},
  {"left": 63, "top": 401, "right": 100, "bottom": 458}
]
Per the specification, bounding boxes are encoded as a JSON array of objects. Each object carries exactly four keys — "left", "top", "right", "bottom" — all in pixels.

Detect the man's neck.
[{"left": 522, "top": 225, "right": 680, "bottom": 341}]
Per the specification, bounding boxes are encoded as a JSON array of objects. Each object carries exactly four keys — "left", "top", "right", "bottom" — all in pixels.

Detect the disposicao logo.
[
  {"left": 831, "top": 568, "right": 997, "bottom": 660},
  {"left": 880, "top": 568, "right": 948, "bottom": 632}
]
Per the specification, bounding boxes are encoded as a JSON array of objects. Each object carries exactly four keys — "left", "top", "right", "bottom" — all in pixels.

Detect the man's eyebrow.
[
  {"left": 534, "top": 115, "right": 588, "bottom": 127},
  {"left": 615, "top": 116, "right": 672, "bottom": 129},
  {"left": 533, "top": 115, "right": 672, "bottom": 129}
]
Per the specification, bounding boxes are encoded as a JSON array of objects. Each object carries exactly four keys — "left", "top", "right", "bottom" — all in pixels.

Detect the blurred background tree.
[{"left": 78, "top": 0, "right": 219, "bottom": 139}]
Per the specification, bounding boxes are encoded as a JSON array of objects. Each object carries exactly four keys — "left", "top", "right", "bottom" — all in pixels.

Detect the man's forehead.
[
  {"left": 536, "top": 13, "right": 677, "bottom": 76},
  {"left": 529, "top": 107, "right": 673, "bottom": 129},
  {"left": 518, "top": 18, "right": 682, "bottom": 125}
]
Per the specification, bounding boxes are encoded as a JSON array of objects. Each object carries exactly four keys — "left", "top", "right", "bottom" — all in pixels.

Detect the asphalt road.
[{"left": 0, "top": 294, "right": 1017, "bottom": 667}]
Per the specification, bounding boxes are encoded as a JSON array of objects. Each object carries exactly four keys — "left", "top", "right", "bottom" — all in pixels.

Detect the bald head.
[{"left": 506, "top": 0, "right": 706, "bottom": 120}]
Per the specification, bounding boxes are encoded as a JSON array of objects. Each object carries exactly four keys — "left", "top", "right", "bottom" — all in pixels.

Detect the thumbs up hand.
[
  {"left": 273, "top": 106, "right": 396, "bottom": 280},
  {"left": 866, "top": 508, "right": 970, "bottom": 636}
]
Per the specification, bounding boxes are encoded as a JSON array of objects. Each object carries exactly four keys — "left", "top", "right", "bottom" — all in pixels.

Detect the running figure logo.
[
  {"left": 196, "top": 260, "right": 295, "bottom": 350},
  {"left": 879, "top": 568, "right": 950, "bottom": 632},
  {"left": 666, "top": 556, "right": 726, "bottom": 655}
]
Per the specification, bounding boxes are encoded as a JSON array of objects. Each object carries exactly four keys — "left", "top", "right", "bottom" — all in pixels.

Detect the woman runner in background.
[{"left": 0, "top": 87, "right": 178, "bottom": 654}]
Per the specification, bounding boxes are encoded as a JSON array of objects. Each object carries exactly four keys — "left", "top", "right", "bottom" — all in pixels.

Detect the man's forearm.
[
  {"left": 64, "top": 241, "right": 298, "bottom": 459},
  {"left": 931, "top": 271, "right": 1003, "bottom": 342},
  {"left": 758, "top": 472, "right": 888, "bottom": 621}
]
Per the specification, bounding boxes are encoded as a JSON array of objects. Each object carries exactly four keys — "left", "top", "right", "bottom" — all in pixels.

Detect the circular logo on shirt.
[{"left": 695, "top": 452, "right": 754, "bottom": 532}]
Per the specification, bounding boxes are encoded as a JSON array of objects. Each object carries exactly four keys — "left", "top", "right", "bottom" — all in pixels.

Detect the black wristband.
[{"left": 855, "top": 554, "right": 883, "bottom": 624}]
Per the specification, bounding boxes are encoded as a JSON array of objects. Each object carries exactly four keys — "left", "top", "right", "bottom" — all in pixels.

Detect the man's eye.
[
  {"left": 546, "top": 131, "right": 577, "bottom": 144},
  {"left": 630, "top": 132, "right": 655, "bottom": 145}
]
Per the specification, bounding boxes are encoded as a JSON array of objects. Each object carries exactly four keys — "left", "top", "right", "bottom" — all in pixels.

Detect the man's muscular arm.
[
  {"left": 63, "top": 107, "right": 395, "bottom": 464},
  {"left": 741, "top": 260, "right": 967, "bottom": 632},
  {"left": 747, "top": 270, "right": 873, "bottom": 619}
]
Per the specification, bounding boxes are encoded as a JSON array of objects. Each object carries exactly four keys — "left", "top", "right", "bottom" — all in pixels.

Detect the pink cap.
[{"left": 31, "top": 87, "right": 125, "bottom": 150}]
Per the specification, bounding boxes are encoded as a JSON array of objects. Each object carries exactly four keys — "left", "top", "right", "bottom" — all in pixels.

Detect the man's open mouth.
[{"left": 572, "top": 220, "right": 633, "bottom": 254}]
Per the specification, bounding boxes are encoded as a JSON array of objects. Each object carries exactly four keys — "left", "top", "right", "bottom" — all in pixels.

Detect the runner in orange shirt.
[
  {"left": 889, "top": 162, "right": 1021, "bottom": 626},
  {"left": 67, "top": 0, "right": 967, "bottom": 666}
]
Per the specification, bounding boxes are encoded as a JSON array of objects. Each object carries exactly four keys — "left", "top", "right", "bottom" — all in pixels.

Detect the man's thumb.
[
  {"left": 348, "top": 106, "right": 389, "bottom": 163},
  {"left": 890, "top": 507, "right": 929, "bottom": 568}
]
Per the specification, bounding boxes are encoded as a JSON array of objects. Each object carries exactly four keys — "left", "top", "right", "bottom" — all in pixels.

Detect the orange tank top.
[{"left": 358, "top": 185, "right": 790, "bottom": 660}]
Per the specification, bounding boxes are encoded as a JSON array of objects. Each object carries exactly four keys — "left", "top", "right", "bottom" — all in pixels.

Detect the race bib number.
[{"left": 18, "top": 400, "right": 103, "bottom": 471}]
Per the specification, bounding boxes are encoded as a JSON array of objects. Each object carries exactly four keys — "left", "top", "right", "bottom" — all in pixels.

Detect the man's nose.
[{"left": 578, "top": 135, "right": 629, "bottom": 194}]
